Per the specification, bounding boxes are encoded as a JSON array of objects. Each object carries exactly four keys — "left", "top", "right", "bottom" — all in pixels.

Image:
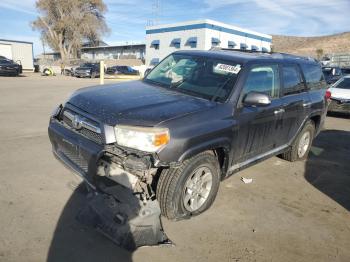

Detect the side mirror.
[{"left": 243, "top": 92, "right": 271, "bottom": 107}]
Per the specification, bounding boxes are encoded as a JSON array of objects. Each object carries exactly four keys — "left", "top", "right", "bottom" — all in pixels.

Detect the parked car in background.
[
  {"left": 106, "top": 65, "right": 139, "bottom": 75},
  {"left": 74, "top": 63, "right": 100, "bottom": 78},
  {"left": 328, "top": 76, "right": 350, "bottom": 114},
  {"left": 341, "top": 67, "right": 350, "bottom": 76},
  {"left": 49, "top": 50, "right": 328, "bottom": 221},
  {"left": 322, "top": 66, "right": 343, "bottom": 84},
  {"left": 0, "top": 57, "right": 22, "bottom": 76}
]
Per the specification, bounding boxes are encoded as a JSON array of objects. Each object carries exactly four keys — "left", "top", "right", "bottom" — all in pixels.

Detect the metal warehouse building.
[
  {"left": 0, "top": 39, "right": 34, "bottom": 71},
  {"left": 145, "top": 19, "right": 272, "bottom": 66},
  {"left": 81, "top": 42, "right": 146, "bottom": 61}
]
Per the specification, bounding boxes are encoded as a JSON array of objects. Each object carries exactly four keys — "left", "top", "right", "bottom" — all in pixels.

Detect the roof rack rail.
[
  {"left": 210, "top": 47, "right": 317, "bottom": 62},
  {"left": 210, "top": 47, "right": 270, "bottom": 54},
  {"left": 270, "top": 52, "right": 317, "bottom": 62}
]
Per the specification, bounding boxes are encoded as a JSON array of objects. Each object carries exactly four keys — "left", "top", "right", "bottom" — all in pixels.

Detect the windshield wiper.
[
  {"left": 144, "top": 78, "right": 169, "bottom": 88},
  {"left": 211, "top": 76, "right": 236, "bottom": 102},
  {"left": 169, "top": 78, "right": 186, "bottom": 89}
]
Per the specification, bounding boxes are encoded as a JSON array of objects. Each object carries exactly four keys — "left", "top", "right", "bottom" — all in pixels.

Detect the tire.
[
  {"left": 90, "top": 72, "right": 96, "bottom": 78},
  {"left": 280, "top": 120, "right": 315, "bottom": 162},
  {"left": 157, "top": 151, "right": 221, "bottom": 220}
]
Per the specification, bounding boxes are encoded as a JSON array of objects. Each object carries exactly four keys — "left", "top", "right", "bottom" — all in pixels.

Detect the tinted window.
[
  {"left": 301, "top": 63, "right": 326, "bottom": 90},
  {"left": 323, "top": 67, "right": 341, "bottom": 77},
  {"left": 282, "top": 65, "right": 305, "bottom": 95},
  {"left": 81, "top": 63, "right": 94, "bottom": 67},
  {"left": 335, "top": 78, "right": 350, "bottom": 90},
  {"left": 242, "top": 65, "right": 280, "bottom": 98},
  {"left": 322, "top": 68, "right": 332, "bottom": 78},
  {"left": 341, "top": 68, "right": 350, "bottom": 75}
]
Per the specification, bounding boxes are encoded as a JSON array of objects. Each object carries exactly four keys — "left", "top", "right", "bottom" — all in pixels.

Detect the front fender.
[{"left": 178, "top": 137, "right": 231, "bottom": 162}]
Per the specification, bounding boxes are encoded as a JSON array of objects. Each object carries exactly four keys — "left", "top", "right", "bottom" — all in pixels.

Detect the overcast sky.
[{"left": 1, "top": 0, "right": 349, "bottom": 55}]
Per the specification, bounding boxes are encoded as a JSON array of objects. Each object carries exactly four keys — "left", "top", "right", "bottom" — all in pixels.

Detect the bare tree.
[
  {"left": 32, "top": 0, "right": 109, "bottom": 62},
  {"left": 316, "top": 49, "right": 324, "bottom": 60}
]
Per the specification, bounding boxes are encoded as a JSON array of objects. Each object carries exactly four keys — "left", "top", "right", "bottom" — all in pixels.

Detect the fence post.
[{"left": 100, "top": 60, "right": 104, "bottom": 85}]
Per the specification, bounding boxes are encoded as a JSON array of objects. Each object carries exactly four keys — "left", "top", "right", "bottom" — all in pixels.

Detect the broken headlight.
[
  {"left": 114, "top": 125, "right": 170, "bottom": 152},
  {"left": 50, "top": 104, "right": 62, "bottom": 118}
]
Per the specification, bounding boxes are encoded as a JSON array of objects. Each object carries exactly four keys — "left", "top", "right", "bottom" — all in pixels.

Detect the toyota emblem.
[{"left": 72, "top": 115, "right": 82, "bottom": 130}]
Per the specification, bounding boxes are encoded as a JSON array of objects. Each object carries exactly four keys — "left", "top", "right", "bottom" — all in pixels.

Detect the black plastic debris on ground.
[{"left": 76, "top": 184, "right": 171, "bottom": 251}]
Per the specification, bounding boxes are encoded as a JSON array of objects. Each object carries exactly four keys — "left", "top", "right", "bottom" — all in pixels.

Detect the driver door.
[{"left": 232, "top": 63, "right": 284, "bottom": 164}]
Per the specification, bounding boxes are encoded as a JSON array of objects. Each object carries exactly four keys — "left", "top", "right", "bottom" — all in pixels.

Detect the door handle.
[
  {"left": 274, "top": 108, "right": 285, "bottom": 115},
  {"left": 303, "top": 102, "right": 312, "bottom": 108}
]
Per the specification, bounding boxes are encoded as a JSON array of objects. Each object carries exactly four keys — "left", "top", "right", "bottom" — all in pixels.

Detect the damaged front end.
[
  {"left": 77, "top": 184, "right": 170, "bottom": 251},
  {"left": 78, "top": 149, "right": 171, "bottom": 251},
  {"left": 48, "top": 108, "right": 171, "bottom": 251}
]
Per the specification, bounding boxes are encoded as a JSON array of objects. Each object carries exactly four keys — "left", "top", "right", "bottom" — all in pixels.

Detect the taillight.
[{"left": 325, "top": 90, "right": 331, "bottom": 100}]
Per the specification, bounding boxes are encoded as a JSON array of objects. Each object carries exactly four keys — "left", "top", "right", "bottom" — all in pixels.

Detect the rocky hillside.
[{"left": 272, "top": 32, "right": 350, "bottom": 58}]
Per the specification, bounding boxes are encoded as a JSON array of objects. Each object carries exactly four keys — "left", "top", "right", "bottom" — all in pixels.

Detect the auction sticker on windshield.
[{"left": 215, "top": 64, "right": 241, "bottom": 74}]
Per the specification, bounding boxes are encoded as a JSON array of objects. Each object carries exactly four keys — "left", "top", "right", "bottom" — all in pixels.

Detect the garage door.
[{"left": 0, "top": 43, "right": 13, "bottom": 60}]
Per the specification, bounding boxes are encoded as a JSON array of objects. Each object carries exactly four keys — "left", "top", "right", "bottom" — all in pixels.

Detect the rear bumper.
[
  {"left": 328, "top": 99, "right": 350, "bottom": 114},
  {"left": 48, "top": 119, "right": 104, "bottom": 185},
  {"left": 0, "top": 68, "right": 18, "bottom": 75}
]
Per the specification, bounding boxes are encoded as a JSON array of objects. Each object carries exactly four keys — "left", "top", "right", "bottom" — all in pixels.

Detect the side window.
[
  {"left": 282, "top": 65, "right": 305, "bottom": 95},
  {"left": 300, "top": 63, "right": 326, "bottom": 90},
  {"left": 242, "top": 64, "right": 280, "bottom": 99}
]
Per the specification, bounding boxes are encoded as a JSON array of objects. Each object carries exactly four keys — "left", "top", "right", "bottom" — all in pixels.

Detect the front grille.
[
  {"left": 59, "top": 146, "right": 88, "bottom": 172},
  {"left": 61, "top": 109, "right": 104, "bottom": 144}
]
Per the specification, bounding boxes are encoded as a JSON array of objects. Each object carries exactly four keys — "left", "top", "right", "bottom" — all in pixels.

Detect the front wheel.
[
  {"left": 157, "top": 151, "right": 221, "bottom": 220},
  {"left": 280, "top": 120, "right": 315, "bottom": 162}
]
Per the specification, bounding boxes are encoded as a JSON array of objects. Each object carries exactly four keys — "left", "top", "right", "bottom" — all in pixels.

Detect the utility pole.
[
  {"left": 42, "top": 41, "right": 46, "bottom": 60},
  {"left": 147, "top": 0, "right": 161, "bottom": 26}
]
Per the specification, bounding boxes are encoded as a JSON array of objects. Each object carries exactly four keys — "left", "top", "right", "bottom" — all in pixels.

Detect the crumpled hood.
[{"left": 67, "top": 80, "right": 215, "bottom": 126}]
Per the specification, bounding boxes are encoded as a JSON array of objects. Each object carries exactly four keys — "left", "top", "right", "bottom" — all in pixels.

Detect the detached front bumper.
[{"left": 48, "top": 119, "right": 104, "bottom": 187}]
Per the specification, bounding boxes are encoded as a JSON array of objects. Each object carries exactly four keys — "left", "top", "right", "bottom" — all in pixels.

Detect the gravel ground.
[{"left": 0, "top": 74, "right": 349, "bottom": 262}]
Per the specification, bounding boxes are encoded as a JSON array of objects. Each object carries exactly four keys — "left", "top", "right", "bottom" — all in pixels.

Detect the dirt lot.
[{"left": 0, "top": 74, "right": 349, "bottom": 262}]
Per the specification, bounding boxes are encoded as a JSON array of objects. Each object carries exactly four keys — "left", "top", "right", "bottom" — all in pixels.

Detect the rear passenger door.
[{"left": 278, "top": 64, "right": 310, "bottom": 146}]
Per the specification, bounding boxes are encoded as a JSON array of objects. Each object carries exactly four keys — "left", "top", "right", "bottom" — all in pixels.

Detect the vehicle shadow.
[
  {"left": 304, "top": 129, "right": 350, "bottom": 211},
  {"left": 46, "top": 184, "right": 133, "bottom": 262}
]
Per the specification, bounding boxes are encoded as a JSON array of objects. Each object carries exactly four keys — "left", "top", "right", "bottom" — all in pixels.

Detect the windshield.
[
  {"left": 335, "top": 78, "right": 350, "bottom": 89},
  {"left": 81, "top": 63, "right": 95, "bottom": 68},
  {"left": 144, "top": 53, "right": 242, "bottom": 101}
]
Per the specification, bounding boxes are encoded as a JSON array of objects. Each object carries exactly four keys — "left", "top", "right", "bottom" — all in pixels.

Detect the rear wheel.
[
  {"left": 157, "top": 151, "right": 221, "bottom": 220},
  {"left": 281, "top": 120, "right": 315, "bottom": 162}
]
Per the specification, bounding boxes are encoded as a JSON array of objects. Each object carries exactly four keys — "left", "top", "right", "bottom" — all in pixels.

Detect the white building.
[
  {"left": 145, "top": 19, "right": 272, "bottom": 66},
  {"left": 0, "top": 39, "right": 34, "bottom": 71}
]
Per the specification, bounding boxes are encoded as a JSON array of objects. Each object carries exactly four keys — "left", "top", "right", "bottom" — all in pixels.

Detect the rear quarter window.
[{"left": 301, "top": 63, "right": 326, "bottom": 90}]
